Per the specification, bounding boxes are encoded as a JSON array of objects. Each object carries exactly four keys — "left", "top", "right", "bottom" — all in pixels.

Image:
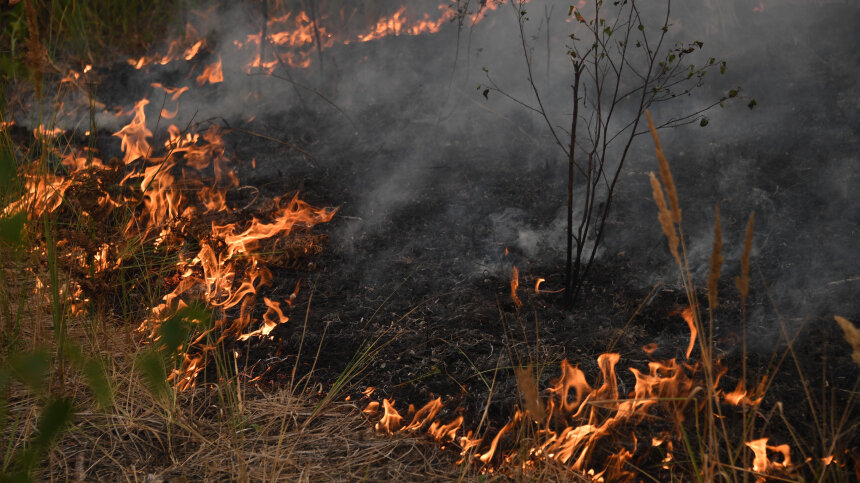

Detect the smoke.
[{"left": 14, "top": 0, "right": 859, "bottom": 333}]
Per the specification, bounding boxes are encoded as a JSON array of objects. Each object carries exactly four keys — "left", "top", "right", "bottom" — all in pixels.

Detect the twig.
[{"left": 251, "top": 72, "right": 358, "bottom": 133}]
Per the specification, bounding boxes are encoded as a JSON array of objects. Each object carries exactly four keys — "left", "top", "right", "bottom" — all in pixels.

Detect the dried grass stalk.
[
  {"left": 707, "top": 203, "right": 723, "bottom": 310},
  {"left": 23, "top": 0, "right": 48, "bottom": 97},
  {"left": 834, "top": 316, "right": 860, "bottom": 367},
  {"left": 735, "top": 212, "right": 755, "bottom": 306},
  {"left": 514, "top": 365, "right": 545, "bottom": 421},
  {"left": 649, "top": 173, "right": 680, "bottom": 265},
  {"left": 645, "top": 111, "right": 681, "bottom": 223}
]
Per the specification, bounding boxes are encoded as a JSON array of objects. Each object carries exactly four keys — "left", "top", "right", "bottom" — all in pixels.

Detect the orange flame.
[
  {"left": 745, "top": 438, "right": 792, "bottom": 474},
  {"left": 196, "top": 56, "right": 224, "bottom": 85},
  {"left": 113, "top": 99, "right": 152, "bottom": 164},
  {"left": 375, "top": 398, "right": 404, "bottom": 434},
  {"left": 679, "top": 306, "right": 697, "bottom": 359},
  {"left": 510, "top": 266, "right": 522, "bottom": 308}
]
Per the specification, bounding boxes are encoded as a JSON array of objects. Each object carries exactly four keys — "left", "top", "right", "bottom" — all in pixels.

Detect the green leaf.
[
  {"left": 0, "top": 211, "right": 26, "bottom": 248},
  {"left": 136, "top": 351, "right": 169, "bottom": 401},
  {"left": 13, "top": 396, "right": 75, "bottom": 475},
  {"left": 83, "top": 358, "right": 112, "bottom": 410},
  {"left": 720, "top": 61, "right": 727, "bottom": 75},
  {"left": 159, "top": 300, "right": 210, "bottom": 354},
  {"left": 748, "top": 99, "right": 757, "bottom": 109},
  {"left": 9, "top": 350, "right": 50, "bottom": 395},
  {"left": 700, "top": 117, "right": 709, "bottom": 127},
  {"left": 728, "top": 89, "right": 738, "bottom": 98},
  {"left": 32, "top": 397, "right": 74, "bottom": 449}
]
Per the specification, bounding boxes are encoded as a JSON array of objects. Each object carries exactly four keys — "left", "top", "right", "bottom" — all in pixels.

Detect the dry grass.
[
  {"left": 0, "top": 248, "right": 513, "bottom": 482},
  {"left": 0, "top": 262, "right": 472, "bottom": 482},
  {"left": 43, "top": 383, "right": 462, "bottom": 482},
  {"left": 835, "top": 315, "right": 860, "bottom": 367}
]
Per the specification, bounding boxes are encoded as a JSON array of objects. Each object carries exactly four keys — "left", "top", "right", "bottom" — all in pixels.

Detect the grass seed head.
[
  {"left": 735, "top": 212, "right": 755, "bottom": 306},
  {"left": 834, "top": 316, "right": 860, "bottom": 367},
  {"left": 646, "top": 111, "right": 681, "bottom": 224},
  {"left": 650, "top": 172, "right": 680, "bottom": 265}
]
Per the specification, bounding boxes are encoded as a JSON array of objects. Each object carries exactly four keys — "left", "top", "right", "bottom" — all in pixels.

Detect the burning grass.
[
  {"left": 1, "top": 1, "right": 859, "bottom": 481},
  {"left": 354, "top": 113, "right": 860, "bottom": 481}
]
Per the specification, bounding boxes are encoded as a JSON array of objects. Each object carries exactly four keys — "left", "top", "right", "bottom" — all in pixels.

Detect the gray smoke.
[{"left": 16, "top": 0, "right": 860, "bottom": 333}]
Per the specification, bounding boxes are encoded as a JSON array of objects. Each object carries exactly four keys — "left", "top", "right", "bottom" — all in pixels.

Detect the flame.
[
  {"left": 745, "top": 438, "right": 792, "bottom": 474},
  {"left": 510, "top": 266, "right": 522, "bottom": 308},
  {"left": 642, "top": 343, "right": 658, "bottom": 356},
  {"left": 129, "top": 23, "right": 204, "bottom": 69},
  {"left": 678, "top": 306, "right": 697, "bottom": 359},
  {"left": 357, "top": 6, "right": 459, "bottom": 43},
  {"left": 11, "top": 80, "right": 334, "bottom": 392},
  {"left": 403, "top": 398, "right": 443, "bottom": 432},
  {"left": 237, "top": 297, "right": 289, "bottom": 341},
  {"left": 375, "top": 398, "right": 404, "bottom": 433},
  {"left": 151, "top": 83, "right": 190, "bottom": 101},
  {"left": 113, "top": 99, "right": 152, "bottom": 164},
  {"left": 132, "top": 1, "right": 519, "bottom": 75},
  {"left": 33, "top": 125, "right": 63, "bottom": 139},
  {"left": 196, "top": 56, "right": 223, "bottom": 85},
  {"left": 479, "top": 411, "right": 522, "bottom": 464},
  {"left": 364, "top": 342, "right": 806, "bottom": 477},
  {"left": 722, "top": 377, "right": 765, "bottom": 407}
]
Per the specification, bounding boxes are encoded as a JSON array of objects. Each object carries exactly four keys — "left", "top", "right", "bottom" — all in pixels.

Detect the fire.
[
  {"left": 510, "top": 266, "right": 523, "bottom": 308},
  {"left": 131, "top": 1, "right": 521, "bottom": 75},
  {"left": 129, "top": 23, "right": 205, "bottom": 69},
  {"left": 196, "top": 56, "right": 224, "bottom": 85},
  {"left": 364, "top": 345, "right": 803, "bottom": 477},
  {"left": 113, "top": 99, "right": 152, "bottom": 164},
  {"left": 746, "top": 438, "right": 792, "bottom": 474},
  {"left": 11, "top": 79, "right": 335, "bottom": 391},
  {"left": 375, "top": 398, "right": 404, "bottom": 433},
  {"left": 357, "top": 5, "right": 459, "bottom": 43},
  {"left": 678, "top": 305, "right": 697, "bottom": 359},
  {"left": 722, "top": 377, "right": 765, "bottom": 407}
]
